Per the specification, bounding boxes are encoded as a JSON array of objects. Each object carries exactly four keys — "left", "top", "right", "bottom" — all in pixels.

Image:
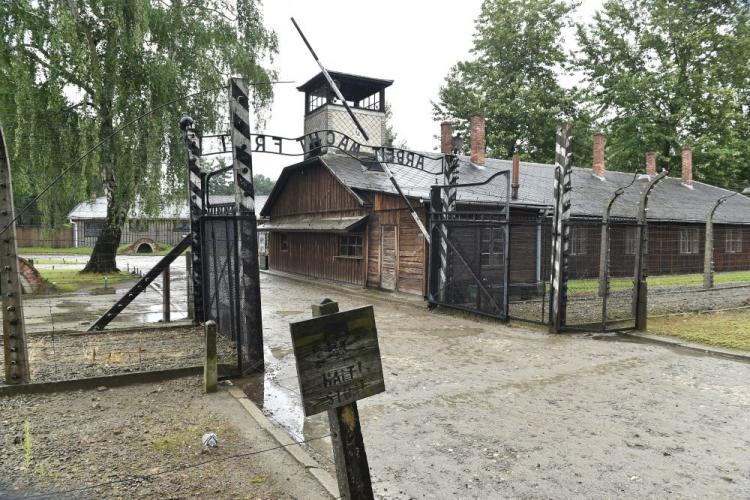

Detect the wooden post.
[
  {"left": 311, "top": 299, "right": 374, "bottom": 500},
  {"left": 204, "top": 320, "right": 217, "bottom": 393},
  {"left": 0, "top": 123, "right": 30, "bottom": 384},
  {"left": 162, "top": 265, "right": 171, "bottom": 323},
  {"left": 185, "top": 253, "right": 194, "bottom": 319}
]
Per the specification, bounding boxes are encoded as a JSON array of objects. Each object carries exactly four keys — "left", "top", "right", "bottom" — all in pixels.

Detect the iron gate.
[
  {"left": 200, "top": 205, "right": 258, "bottom": 374},
  {"left": 427, "top": 172, "right": 511, "bottom": 319}
]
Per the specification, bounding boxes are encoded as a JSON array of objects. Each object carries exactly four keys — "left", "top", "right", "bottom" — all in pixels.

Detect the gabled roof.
[
  {"left": 264, "top": 151, "right": 750, "bottom": 224},
  {"left": 68, "top": 195, "right": 268, "bottom": 220},
  {"left": 297, "top": 71, "right": 393, "bottom": 101},
  {"left": 260, "top": 156, "right": 365, "bottom": 217}
]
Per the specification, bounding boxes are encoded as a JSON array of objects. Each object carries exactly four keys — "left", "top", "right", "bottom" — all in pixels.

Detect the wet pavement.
[
  {"left": 256, "top": 272, "right": 750, "bottom": 498},
  {"left": 18, "top": 254, "right": 189, "bottom": 332}
]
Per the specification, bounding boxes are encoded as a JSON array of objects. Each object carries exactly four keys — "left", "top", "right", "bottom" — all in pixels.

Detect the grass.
[
  {"left": 19, "top": 247, "right": 93, "bottom": 255},
  {"left": 568, "top": 270, "right": 750, "bottom": 295},
  {"left": 38, "top": 268, "right": 136, "bottom": 293},
  {"left": 23, "top": 257, "right": 88, "bottom": 265},
  {"left": 648, "top": 309, "right": 750, "bottom": 351}
]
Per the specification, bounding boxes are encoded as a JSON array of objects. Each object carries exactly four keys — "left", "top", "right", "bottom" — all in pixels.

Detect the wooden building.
[{"left": 260, "top": 157, "right": 428, "bottom": 294}]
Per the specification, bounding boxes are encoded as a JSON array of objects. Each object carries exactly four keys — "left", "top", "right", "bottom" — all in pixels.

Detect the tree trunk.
[
  {"left": 83, "top": 224, "right": 121, "bottom": 272},
  {"left": 82, "top": 90, "right": 123, "bottom": 274}
]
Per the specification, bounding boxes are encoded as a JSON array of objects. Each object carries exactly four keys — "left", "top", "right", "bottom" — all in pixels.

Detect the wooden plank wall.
[
  {"left": 269, "top": 163, "right": 361, "bottom": 217},
  {"left": 16, "top": 226, "right": 73, "bottom": 248},
  {"left": 366, "top": 193, "right": 427, "bottom": 295},
  {"left": 269, "top": 232, "right": 365, "bottom": 286}
]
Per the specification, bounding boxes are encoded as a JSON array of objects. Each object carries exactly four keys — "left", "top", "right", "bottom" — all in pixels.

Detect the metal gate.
[
  {"left": 427, "top": 172, "right": 511, "bottom": 319},
  {"left": 200, "top": 204, "right": 258, "bottom": 374}
]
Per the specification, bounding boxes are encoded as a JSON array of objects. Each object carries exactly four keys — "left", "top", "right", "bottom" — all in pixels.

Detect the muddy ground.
[
  {"left": 0, "top": 376, "right": 330, "bottom": 499},
  {"left": 257, "top": 272, "right": 750, "bottom": 499}
]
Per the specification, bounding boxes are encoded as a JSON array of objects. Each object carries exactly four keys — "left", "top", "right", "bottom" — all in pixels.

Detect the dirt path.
[
  {"left": 257, "top": 272, "right": 750, "bottom": 499},
  {"left": 0, "top": 376, "right": 330, "bottom": 499}
]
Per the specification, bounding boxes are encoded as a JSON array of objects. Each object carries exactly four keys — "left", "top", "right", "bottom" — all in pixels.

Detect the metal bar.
[
  {"left": 179, "top": 114, "right": 205, "bottom": 324},
  {"left": 0, "top": 122, "right": 30, "bottom": 384},
  {"left": 88, "top": 236, "right": 191, "bottom": 331},
  {"left": 162, "top": 265, "right": 170, "bottom": 323},
  {"left": 549, "top": 124, "right": 573, "bottom": 333},
  {"left": 291, "top": 17, "right": 370, "bottom": 143},
  {"left": 229, "top": 77, "right": 265, "bottom": 374}
]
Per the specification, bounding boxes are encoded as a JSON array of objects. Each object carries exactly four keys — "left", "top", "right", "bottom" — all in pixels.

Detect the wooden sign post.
[{"left": 290, "top": 298, "right": 384, "bottom": 500}]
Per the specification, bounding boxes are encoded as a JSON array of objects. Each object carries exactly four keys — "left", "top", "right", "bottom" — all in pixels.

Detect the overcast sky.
[{"left": 254, "top": 0, "right": 603, "bottom": 179}]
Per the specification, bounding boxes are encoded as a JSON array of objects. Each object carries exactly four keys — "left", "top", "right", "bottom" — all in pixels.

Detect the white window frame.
[
  {"left": 625, "top": 226, "right": 648, "bottom": 255},
  {"left": 726, "top": 228, "right": 742, "bottom": 254},
  {"left": 679, "top": 228, "right": 700, "bottom": 255},
  {"left": 570, "top": 226, "right": 588, "bottom": 256}
]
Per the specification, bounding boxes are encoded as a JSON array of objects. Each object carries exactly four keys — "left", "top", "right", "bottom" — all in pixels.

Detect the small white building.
[{"left": 68, "top": 194, "right": 267, "bottom": 250}]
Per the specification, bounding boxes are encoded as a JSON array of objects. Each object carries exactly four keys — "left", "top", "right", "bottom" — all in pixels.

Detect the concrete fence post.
[{"left": 204, "top": 320, "right": 217, "bottom": 393}]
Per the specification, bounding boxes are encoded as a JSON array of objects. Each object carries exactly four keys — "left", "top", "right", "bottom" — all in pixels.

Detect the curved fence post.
[
  {"left": 704, "top": 194, "right": 737, "bottom": 289},
  {"left": 633, "top": 169, "right": 669, "bottom": 331}
]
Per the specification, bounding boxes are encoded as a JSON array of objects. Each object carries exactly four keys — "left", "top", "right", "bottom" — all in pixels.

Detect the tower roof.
[{"left": 297, "top": 71, "right": 393, "bottom": 101}]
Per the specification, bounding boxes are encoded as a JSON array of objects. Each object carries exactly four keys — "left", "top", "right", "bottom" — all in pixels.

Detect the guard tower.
[{"left": 298, "top": 71, "right": 393, "bottom": 149}]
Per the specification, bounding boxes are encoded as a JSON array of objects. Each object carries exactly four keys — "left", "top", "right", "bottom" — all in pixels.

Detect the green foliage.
[
  {"left": 435, "top": 0, "right": 590, "bottom": 164},
  {"left": 0, "top": 0, "right": 277, "bottom": 227},
  {"left": 204, "top": 157, "right": 275, "bottom": 196},
  {"left": 252, "top": 174, "right": 275, "bottom": 196},
  {"left": 576, "top": 0, "right": 750, "bottom": 188}
]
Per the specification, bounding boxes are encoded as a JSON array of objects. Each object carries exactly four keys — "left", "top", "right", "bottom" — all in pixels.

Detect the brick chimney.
[
  {"left": 681, "top": 146, "right": 693, "bottom": 187},
  {"left": 592, "top": 133, "right": 605, "bottom": 179},
  {"left": 440, "top": 121, "right": 453, "bottom": 154},
  {"left": 646, "top": 151, "right": 657, "bottom": 177},
  {"left": 511, "top": 152, "right": 520, "bottom": 200},
  {"left": 469, "top": 112, "right": 486, "bottom": 166}
]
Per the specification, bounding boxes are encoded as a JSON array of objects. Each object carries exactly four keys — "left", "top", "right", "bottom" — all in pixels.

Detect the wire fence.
[{"left": 0, "top": 226, "right": 241, "bottom": 384}]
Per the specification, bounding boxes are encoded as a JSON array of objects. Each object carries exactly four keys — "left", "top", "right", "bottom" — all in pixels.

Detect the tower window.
[{"left": 358, "top": 93, "right": 381, "bottom": 111}]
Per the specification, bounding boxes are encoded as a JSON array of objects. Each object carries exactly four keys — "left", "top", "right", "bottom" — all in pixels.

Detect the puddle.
[
  {"left": 270, "top": 347, "right": 292, "bottom": 359},
  {"left": 55, "top": 300, "right": 92, "bottom": 309},
  {"left": 425, "top": 326, "right": 485, "bottom": 338},
  {"left": 90, "top": 287, "right": 117, "bottom": 295},
  {"left": 275, "top": 310, "right": 304, "bottom": 318}
]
